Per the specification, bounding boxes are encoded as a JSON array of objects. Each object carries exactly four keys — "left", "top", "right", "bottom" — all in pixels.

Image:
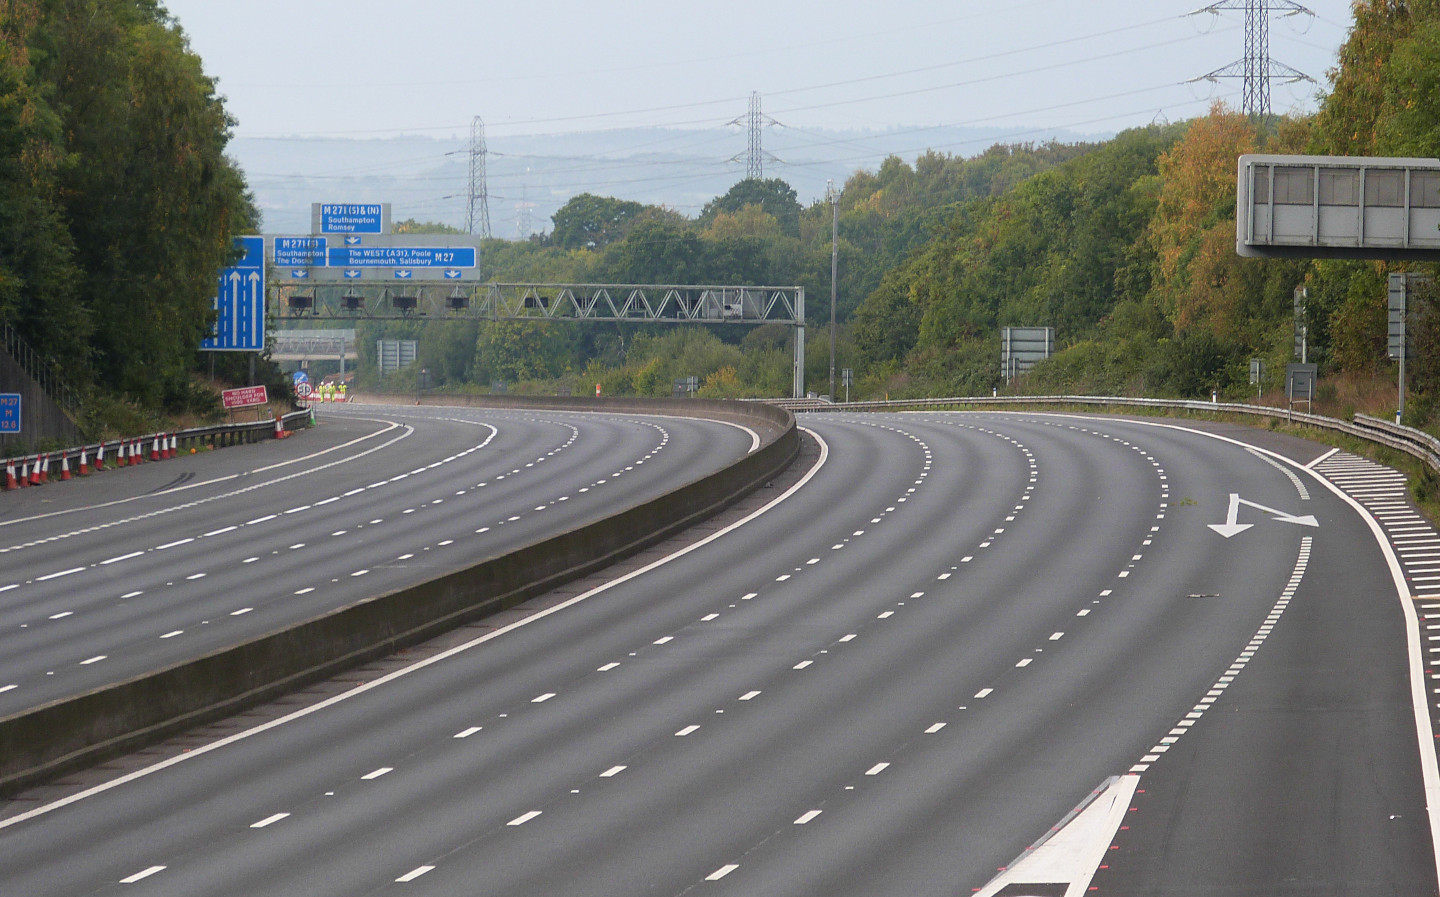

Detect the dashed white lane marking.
[
  {"left": 250, "top": 812, "right": 290, "bottom": 829},
  {"left": 454, "top": 727, "right": 482, "bottom": 739},
  {"left": 600, "top": 765, "right": 627, "bottom": 778},
  {"left": 396, "top": 865, "right": 435, "bottom": 882},
  {"left": 707, "top": 864, "right": 739, "bottom": 881},
  {"left": 597, "top": 662, "right": 620, "bottom": 672},
  {"left": 925, "top": 723, "right": 947, "bottom": 734},
  {"left": 531, "top": 693, "right": 555, "bottom": 703},
  {"left": 507, "top": 810, "right": 542, "bottom": 826},
  {"left": 101, "top": 551, "right": 144, "bottom": 565},
  {"left": 36, "top": 567, "right": 84, "bottom": 582},
  {"left": 0, "top": 425, "right": 829, "bottom": 830},
  {"left": 361, "top": 767, "right": 393, "bottom": 780},
  {"left": 865, "top": 762, "right": 890, "bottom": 775},
  {"left": 120, "top": 865, "right": 166, "bottom": 884},
  {"left": 794, "top": 810, "right": 823, "bottom": 824},
  {"left": 1015, "top": 658, "right": 1033, "bottom": 668},
  {"left": 675, "top": 725, "right": 700, "bottom": 737},
  {"left": 79, "top": 655, "right": 106, "bottom": 665},
  {"left": 793, "top": 660, "right": 813, "bottom": 670},
  {"left": 974, "top": 687, "right": 993, "bottom": 698}
]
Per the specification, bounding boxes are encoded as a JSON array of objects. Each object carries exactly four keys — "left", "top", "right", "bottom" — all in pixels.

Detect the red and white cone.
[
  {"left": 94, "top": 441, "right": 106, "bottom": 471},
  {"left": 79, "top": 447, "right": 91, "bottom": 476},
  {"left": 59, "top": 453, "right": 71, "bottom": 481},
  {"left": 167, "top": 433, "right": 178, "bottom": 458},
  {"left": 274, "top": 416, "right": 288, "bottom": 439},
  {"left": 20, "top": 458, "right": 31, "bottom": 487},
  {"left": 149, "top": 436, "right": 161, "bottom": 462},
  {"left": 4, "top": 459, "right": 17, "bottom": 490},
  {"left": 38, "top": 454, "right": 49, "bottom": 484},
  {"left": 130, "top": 439, "right": 141, "bottom": 465}
]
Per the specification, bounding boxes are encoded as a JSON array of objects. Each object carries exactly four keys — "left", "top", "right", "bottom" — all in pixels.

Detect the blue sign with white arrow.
[
  {"left": 394, "top": 270, "right": 413, "bottom": 280},
  {"left": 344, "top": 269, "right": 363, "bottom": 279},
  {"left": 203, "top": 236, "right": 265, "bottom": 352}
]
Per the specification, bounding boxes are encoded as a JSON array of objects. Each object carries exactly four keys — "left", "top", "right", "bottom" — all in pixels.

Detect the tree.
[
  {"left": 551, "top": 193, "right": 645, "bottom": 250},
  {"left": 701, "top": 178, "right": 801, "bottom": 237}
]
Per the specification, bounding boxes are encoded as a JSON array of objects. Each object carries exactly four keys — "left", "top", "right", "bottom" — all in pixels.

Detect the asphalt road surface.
[
  {"left": 0, "top": 411, "right": 1434, "bottom": 896},
  {"left": 0, "top": 403, "right": 756, "bottom": 715}
]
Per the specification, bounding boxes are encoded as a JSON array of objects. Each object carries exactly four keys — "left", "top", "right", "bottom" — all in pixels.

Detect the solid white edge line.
[
  {"left": 0, "top": 426, "right": 830, "bottom": 830},
  {"left": 0, "top": 419, "right": 415, "bottom": 531},
  {"left": 977, "top": 409, "right": 1440, "bottom": 878},
  {"left": 1305, "top": 446, "right": 1341, "bottom": 469}
]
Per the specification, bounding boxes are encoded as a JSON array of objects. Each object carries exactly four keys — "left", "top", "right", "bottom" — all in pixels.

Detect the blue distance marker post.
[{"left": 0, "top": 394, "right": 19, "bottom": 434}]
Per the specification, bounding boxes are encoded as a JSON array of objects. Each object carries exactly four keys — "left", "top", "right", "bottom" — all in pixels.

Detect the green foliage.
[
  {"left": 701, "top": 178, "right": 801, "bottom": 237},
  {"left": 551, "top": 193, "right": 646, "bottom": 250},
  {"left": 0, "top": 0, "right": 256, "bottom": 423}
]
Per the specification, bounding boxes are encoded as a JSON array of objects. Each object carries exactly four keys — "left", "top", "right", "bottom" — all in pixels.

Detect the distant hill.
[{"left": 233, "top": 124, "right": 1109, "bottom": 237}]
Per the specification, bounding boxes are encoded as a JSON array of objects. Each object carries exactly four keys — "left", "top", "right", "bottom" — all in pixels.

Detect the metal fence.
[{"left": 1, "top": 321, "right": 80, "bottom": 415}]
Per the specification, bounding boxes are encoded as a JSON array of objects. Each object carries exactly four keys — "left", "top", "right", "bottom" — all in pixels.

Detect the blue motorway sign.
[
  {"left": 274, "top": 237, "right": 327, "bottom": 267},
  {"left": 320, "top": 204, "right": 384, "bottom": 234},
  {"left": 0, "top": 394, "right": 19, "bottom": 434},
  {"left": 203, "top": 236, "right": 265, "bottom": 352},
  {"left": 326, "top": 246, "right": 477, "bottom": 268}
]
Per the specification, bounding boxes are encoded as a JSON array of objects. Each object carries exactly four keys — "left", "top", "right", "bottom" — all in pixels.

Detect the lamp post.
[{"left": 827, "top": 180, "right": 838, "bottom": 402}]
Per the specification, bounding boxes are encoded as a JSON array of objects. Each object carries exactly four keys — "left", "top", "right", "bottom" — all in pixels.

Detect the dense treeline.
[
  {"left": 360, "top": 143, "right": 1092, "bottom": 398},
  {"left": 0, "top": 0, "right": 255, "bottom": 428},
  {"left": 385, "top": 0, "right": 1439, "bottom": 421}
]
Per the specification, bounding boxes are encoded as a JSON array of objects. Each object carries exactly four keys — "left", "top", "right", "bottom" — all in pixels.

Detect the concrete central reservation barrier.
[{"left": 0, "top": 396, "right": 798, "bottom": 797}]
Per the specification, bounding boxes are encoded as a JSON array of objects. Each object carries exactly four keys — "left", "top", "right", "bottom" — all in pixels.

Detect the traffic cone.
[
  {"left": 168, "top": 433, "right": 178, "bottom": 458},
  {"left": 4, "top": 459, "right": 16, "bottom": 490},
  {"left": 149, "top": 436, "right": 161, "bottom": 462},
  {"left": 274, "top": 416, "right": 287, "bottom": 439},
  {"left": 130, "top": 439, "right": 141, "bottom": 465},
  {"left": 36, "top": 455, "right": 48, "bottom": 484},
  {"left": 79, "top": 447, "right": 91, "bottom": 476},
  {"left": 118, "top": 440, "right": 129, "bottom": 467},
  {"left": 59, "top": 453, "right": 71, "bottom": 481},
  {"left": 20, "top": 458, "right": 30, "bottom": 487},
  {"left": 94, "top": 441, "right": 106, "bottom": 471}
]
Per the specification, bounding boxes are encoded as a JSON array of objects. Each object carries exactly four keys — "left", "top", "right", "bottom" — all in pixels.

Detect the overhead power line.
[{"left": 1189, "top": 0, "right": 1315, "bottom": 116}]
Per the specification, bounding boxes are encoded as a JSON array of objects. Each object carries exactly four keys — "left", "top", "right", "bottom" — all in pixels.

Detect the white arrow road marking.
[
  {"left": 1209, "top": 493, "right": 1320, "bottom": 538},
  {"left": 974, "top": 774, "right": 1140, "bottom": 897}
]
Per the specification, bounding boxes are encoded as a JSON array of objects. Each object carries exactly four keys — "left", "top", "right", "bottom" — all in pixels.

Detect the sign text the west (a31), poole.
[{"left": 326, "top": 246, "right": 477, "bottom": 268}]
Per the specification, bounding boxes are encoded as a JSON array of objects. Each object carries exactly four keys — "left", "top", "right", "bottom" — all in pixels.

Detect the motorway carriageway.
[
  {"left": 0, "top": 411, "right": 1435, "bottom": 896},
  {"left": 0, "top": 404, "right": 757, "bottom": 715}
]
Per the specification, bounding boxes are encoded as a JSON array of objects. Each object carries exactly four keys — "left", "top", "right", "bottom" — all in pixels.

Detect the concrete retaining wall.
[
  {"left": 0, "top": 397, "right": 797, "bottom": 796},
  {"left": 0, "top": 343, "right": 78, "bottom": 453}
]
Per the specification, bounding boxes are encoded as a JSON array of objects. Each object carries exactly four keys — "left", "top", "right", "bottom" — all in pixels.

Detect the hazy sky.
[{"left": 161, "top": 0, "right": 1356, "bottom": 142}]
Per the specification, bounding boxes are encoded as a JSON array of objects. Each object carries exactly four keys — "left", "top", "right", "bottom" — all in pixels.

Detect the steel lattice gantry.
[{"left": 273, "top": 282, "right": 808, "bottom": 398}]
